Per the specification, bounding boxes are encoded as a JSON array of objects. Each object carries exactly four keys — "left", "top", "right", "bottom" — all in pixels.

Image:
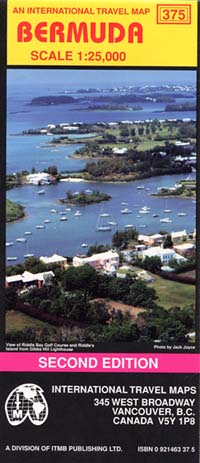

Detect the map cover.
[{"left": 0, "top": 0, "right": 199, "bottom": 461}]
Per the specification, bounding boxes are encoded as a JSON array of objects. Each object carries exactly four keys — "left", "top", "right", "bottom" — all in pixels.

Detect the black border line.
[
  {"left": 196, "top": 0, "right": 200, "bottom": 352},
  {"left": 6, "top": 65, "right": 197, "bottom": 70},
  {"left": 1, "top": 4, "right": 199, "bottom": 354},
  {"left": 0, "top": 0, "right": 7, "bottom": 352}
]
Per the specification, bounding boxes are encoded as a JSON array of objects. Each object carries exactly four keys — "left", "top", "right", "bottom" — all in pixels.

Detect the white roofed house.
[
  {"left": 73, "top": 250, "right": 119, "bottom": 272},
  {"left": 6, "top": 271, "right": 55, "bottom": 289},
  {"left": 142, "top": 246, "right": 187, "bottom": 266},
  {"left": 47, "top": 124, "right": 56, "bottom": 129},
  {"left": 138, "top": 233, "right": 164, "bottom": 246},
  {"left": 171, "top": 230, "right": 187, "bottom": 243},
  {"left": 40, "top": 254, "right": 68, "bottom": 269},
  {"left": 26, "top": 172, "right": 52, "bottom": 185},
  {"left": 112, "top": 147, "right": 128, "bottom": 155}
]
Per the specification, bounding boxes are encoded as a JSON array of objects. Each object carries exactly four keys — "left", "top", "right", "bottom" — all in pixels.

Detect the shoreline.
[
  {"left": 6, "top": 211, "right": 28, "bottom": 224},
  {"left": 152, "top": 194, "right": 196, "bottom": 199}
]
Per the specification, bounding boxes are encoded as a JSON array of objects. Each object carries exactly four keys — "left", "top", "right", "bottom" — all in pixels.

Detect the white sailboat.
[
  {"left": 100, "top": 212, "right": 110, "bottom": 218},
  {"left": 139, "top": 206, "right": 150, "bottom": 214},
  {"left": 24, "top": 240, "right": 34, "bottom": 259},
  {"left": 74, "top": 210, "right": 82, "bottom": 216},
  {"left": 96, "top": 211, "right": 111, "bottom": 231},
  {"left": 163, "top": 199, "right": 172, "bottom": 213},
  {"left": 124, "top": 224, "right": 134, "bottom": 229},
  {"left": 121, "top": 208, "right": 132, "bottom": 214},
  {"left": 160, "top": 218, "right": 172, "bottom": 223},
  {"left": 108, "top": 221, "right": 118, "bottom": 226}
]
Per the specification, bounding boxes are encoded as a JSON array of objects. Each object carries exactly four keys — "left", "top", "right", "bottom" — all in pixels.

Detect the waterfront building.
[
  {"left": 40, "top": 254, "right": 68, "bottom": 269},
  {"left": 73, "top": 250, "right": 119, "bottom": 271},
  {"left": 26, "top": 172, "right": 52, "bottom": 185}
]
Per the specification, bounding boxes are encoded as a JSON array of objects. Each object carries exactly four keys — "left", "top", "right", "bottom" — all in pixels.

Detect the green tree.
[
  {"left": 86, "top": 301, "right": 110, "bottom": 325},
  {"left": 62, "top": 265, "right": 98, "bottom": 302},
  {"left": 87, "top": 243, "right": 110, "bottom": 257},
  {"left": 24, "top": 257, "right": 46, "bottom": 274},
  {"left": 120, "top": 127, "right": 129, "bottom": 137},
  {"left": 47, "top": 165, "right": 58, "bottom": 176},
  {"left": 163, "top": 234, "right": 173, "bottom": 248},
  {"left": 66, "top": 190, "right": 73, "bottom": 200},
  {"left": 5, "top": 287, "right": 19, "bottom": 310},
  {"left": 142, "top": 256, "right": 162, "bottom": 273},
  {"left": 125, "top": 279, "right": 158, "bottom": 309},
  {"left": 97, "top": 322, "right": 140, "bottom": 342},
  {"left": 112, "top": 231, "right": 124, "bottom": 248}
]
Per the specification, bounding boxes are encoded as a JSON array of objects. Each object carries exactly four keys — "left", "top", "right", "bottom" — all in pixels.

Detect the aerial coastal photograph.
[{"left": 5, "top": 69, "right": 196, "bottom": 348}]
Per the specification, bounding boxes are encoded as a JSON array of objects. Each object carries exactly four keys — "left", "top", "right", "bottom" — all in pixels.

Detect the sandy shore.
[{"left": 59, "top": 177, "right": 87, "bottom": 183}]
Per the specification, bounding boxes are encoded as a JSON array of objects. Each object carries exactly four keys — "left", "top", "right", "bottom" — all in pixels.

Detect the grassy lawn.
[
  {"left": 149, "top": 275, "right": 195, "bottom": 309},
  {"left": 6, "top": 310, "right": 58, "bottom": 335}
]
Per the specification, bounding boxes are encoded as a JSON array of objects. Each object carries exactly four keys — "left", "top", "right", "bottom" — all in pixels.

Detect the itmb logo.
[{"left": 5, "top": 384, "right": 48, "bottom": 426}]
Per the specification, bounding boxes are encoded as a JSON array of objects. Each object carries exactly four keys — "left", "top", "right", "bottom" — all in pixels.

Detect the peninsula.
[{"left": 6, "top": 199, "right": 25, "bottom": 223}]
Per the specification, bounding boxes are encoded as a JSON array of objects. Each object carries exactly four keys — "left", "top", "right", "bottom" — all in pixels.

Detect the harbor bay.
[{"left": 6, "top": 173, "right": 195, "bottom": 263}]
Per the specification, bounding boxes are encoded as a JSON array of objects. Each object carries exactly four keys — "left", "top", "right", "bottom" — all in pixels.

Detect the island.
[
  {"left": 29, "top": 95, "right": 77, "bottom": 106},
  {"left": 6, "top": 199, "right": 25, "bottom": 223},
  {"left": 71, "top": 104, "right": 143, "bottom": 111},
  {"left": 29, "top": 94, "right": 176, "bottom": 106},
  {"left": 153, "top": 179, "right": 196, "bottom": 198},
  {"left": 59, "top": 190, "right": 111, "bottom": 205},
  {"left": 165, "top": 103, "right": 196, "bottom": 112}
]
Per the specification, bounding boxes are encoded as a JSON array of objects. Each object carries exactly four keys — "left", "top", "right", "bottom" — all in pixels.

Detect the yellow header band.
[{"left": 7, "top": 0, "right": 197, "bottom": 66}]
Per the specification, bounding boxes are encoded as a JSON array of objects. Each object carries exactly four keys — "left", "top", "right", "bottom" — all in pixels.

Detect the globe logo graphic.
[{"left": 5, "top": 384, "right": 48, "bottom": 426}]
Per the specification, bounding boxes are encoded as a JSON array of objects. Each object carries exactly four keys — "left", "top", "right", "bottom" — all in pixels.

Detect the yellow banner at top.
[{"left": 7, "top": 0, "right": 197, "bottom": 66}]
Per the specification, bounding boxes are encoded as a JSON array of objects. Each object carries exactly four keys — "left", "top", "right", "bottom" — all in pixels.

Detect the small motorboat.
[
  {"left": 16, "top": 237, "right": 27, "bottom": 243},
  {"left": 74, "top": 210, "right": 82, "bottom": 216},
  {"left": 37, "top": 189, "right": 45, "bottom": 195}
]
